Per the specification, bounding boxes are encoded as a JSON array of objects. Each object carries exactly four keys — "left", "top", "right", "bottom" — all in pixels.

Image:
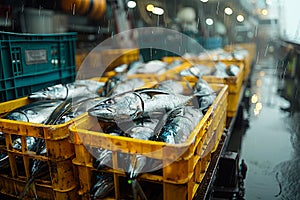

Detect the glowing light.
[
  {"left": 152, "top": 7, "right": 164, "bottom": 15},
  {"left": 254, "top": 108, "right": 260, "bottom": 116},
  {"left": 256, "top": 102, "right": 263, "bottom": 111},
  {"left": 127, "top": 1, "right": 136, "bottom": 9},
  {"left": 146, "top": 4, "right": 154, "bottom": 12},
  {"left": 259, "top": 71, "right": 265, "bottom": 77},
  {"left": 224, "top": 7, "right": 233, "bottom": 15},
  {"left": 201, "top": 0, "right": 209, "bottom": 2},
  {"left": 262, "top": 9, "right": 268, "bottom": 16},
  {"left": 256, "top": 79, "right": 262, "bottom": 87},
  {"left": 251, "top": 94, "right": 258, "bottom": 104},
  {"left": 206, "top": 18, "right": 214, "bottom": 26},
  {"left": 237, "top": 15, "right": 245, "bottom": 22}
]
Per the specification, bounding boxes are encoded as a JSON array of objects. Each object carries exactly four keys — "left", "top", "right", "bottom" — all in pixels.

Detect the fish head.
[
  {"left": 6, "top": 111, "right": 29, "bottom": 122},
  {"left": 88, "top": 92, "right": 144, "bottom": 122},
  {"left": 29, "top": 84, "right": 67, "bottom": 100}
]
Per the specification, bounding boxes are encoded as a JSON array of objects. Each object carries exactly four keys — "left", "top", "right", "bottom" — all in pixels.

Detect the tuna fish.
[
  {"left": 93, "top": 118, "right": 159, "bottom": 174},
  {"left": 153, "top": 80, "right": 187, "bottom": 94},
  {"left": 90, "top": 173, "right": 114, "bottom": 199},
  {"left": 193, "top": 79, "right": 217, "bottom": 111},
  {"left": 226, "top": 64, "right": 240, "bottom": 76},
  {"left": 100, "top": 73, "right": 125, "bottom": 97},
  {"left": 4, "top": 100, "right": 63, "bottom": 123},
  {"left": 88, "top": 88, "right": 213, "bottom": 122},
  {"left": 109, "top": 78, "right": 145, "bottom": 96},
  {"left": 151, "top": 106, "right": 203, "bottom": 144},
  {"left": 181, "top": 64, "right": 215, "bottom": 77},
  {"left": 29, "top": 80, "right": 104, "bottom": 100}
]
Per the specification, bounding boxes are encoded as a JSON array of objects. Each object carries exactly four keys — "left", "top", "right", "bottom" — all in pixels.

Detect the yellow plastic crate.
[
  {"left": 160, "top": 58, "right": 244, "bottom": 118},
  {"left": 224, "top": 42, "right": 257, "bottom": 80},
  {"left": 69, "top": 83, "right": 228, "bottom": 200},
  {"left": 163, "top": 53, "right": 251, "bottom": 81},
  {"left": 0, "top": 97, "right": 82, "bottom": 199},
  {"left": 100, "top": 48, "right": 140, "bottom": 71}
]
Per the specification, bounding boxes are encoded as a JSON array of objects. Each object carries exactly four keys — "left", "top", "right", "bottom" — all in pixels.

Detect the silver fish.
[
  {"left": 214, "top": 62, "right": 229, "bottom": 77},
  {"left": 124, "top": 118, "right": 159, "bottom": 179},
  {"left": 0, "top": 137, "right": 37, "bottom": 170},
  {"left": 193, "top": 79, "right": 216, "bottom": 111},
  {"left": 93, "top": 133, "right": 120, "bottom": 170},
  {"left": 226, "top": 64, "right": 240, "bottom": 76},
  {"left": 101, "top": 74, "right": 125, "bottom": 97},
  {"left": 29, "top": 80, "right": 104, "bottom": 100},
  {"left": 110, "top": 78, "right": 144, "bottom": 96},
  {"left": 182, "top": 64, "right": 215, "bottom": 77},
  {"left": 153, "top": 106, "right": 203, "bottom": 144},
  {"left": 153, "top": 80, "right": 187, "bottom": 94},
  {"left": 54, "top": 97, "right": 105, "bottom": 125},
  {"left": 93, "top": 118, "right": 159, "bottom": 171},
  {"left": 88, "top": 88, "right": 204, "bottom": 122},
  {"left": 127, "top": 60, "right": 167, "bottom": 75},
  {"left": 90, "top": 173, "right": 114, "bottom": 200},
  {"left": 4, "top": 100, "right": 63, "bottom": 123}
]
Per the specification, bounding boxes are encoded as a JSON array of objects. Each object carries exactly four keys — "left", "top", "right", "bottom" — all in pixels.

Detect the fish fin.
[{"left": 134, "top": 89, "right": 170, "bottom": 98}]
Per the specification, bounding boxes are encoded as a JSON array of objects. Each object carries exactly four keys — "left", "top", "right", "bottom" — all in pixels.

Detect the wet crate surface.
[
  {"left": 0, "top": 31, "right": 77, "bottom": 102},
  {"left": 69, "top": 83, "right": 228, "bottom": 200},
  {"left": 0, "top": 97, "right": 81, "bottom": 200}
]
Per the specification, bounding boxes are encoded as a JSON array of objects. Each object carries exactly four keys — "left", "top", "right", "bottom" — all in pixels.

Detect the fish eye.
[{"left": 105, "top": 99, "right": 114, "bottom": 104}]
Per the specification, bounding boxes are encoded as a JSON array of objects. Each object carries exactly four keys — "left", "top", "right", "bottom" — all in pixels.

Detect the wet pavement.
[{"left": 228, "top": 53, "right": 300, "bottom": 199}]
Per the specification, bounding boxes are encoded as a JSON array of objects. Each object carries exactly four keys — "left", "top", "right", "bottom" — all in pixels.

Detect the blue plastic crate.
[{"left": 0, "top": 31, "right": 77, "bottom": 102}]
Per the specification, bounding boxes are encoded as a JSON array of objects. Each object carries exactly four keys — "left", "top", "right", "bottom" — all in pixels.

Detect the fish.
[
  {"left": 123, "top": 119, "right": 159, "bottom": 179},
  {"left": 226, "top": 64, "right": 240, "bottom": 76},
  {"left": 88, "top": 88, "right": 212, "bottom": 122},
  {"left": 52, "top": 97, "right": 105, "bottom": 125},
  {"left": 127, "top": 60, "right": 167, "bottom": 75},
  {"left": 93, "top": 118, "right": 159, "bottom": 172},
  {"left": 4, "top": 100, "right": 63, "bottom": 123},
  {"left": 181, "top": 64, "right": 215, "bottom": 77},
  {"left": 29, "top": 79, "right": 104, "bottom": 100},
  {"left": 93, "top": 133, "right": 120, "bottom": 170},
  {"left": 153, "top": 80, "right": 188, "bottom": 94},
  {"left": 127, "top": 60, "right": 182, "bottom": 75},
  {"left": 109, "top": 78, "right": 145, "bottom": 96},
  {"left": 90, "top": 173, "right": 114, "bottom": 200},
  {"left": 151, "top": 106, "right": 203, "bottom": 144},
  {"left": 193, "top": 79, "right": 216, "bottom": 112},
  {"left": 100, "top": 73, "right": 125, "bottom": 97},
  {"left": 214, "top": 62, "right": 229, "bottom": 77}
]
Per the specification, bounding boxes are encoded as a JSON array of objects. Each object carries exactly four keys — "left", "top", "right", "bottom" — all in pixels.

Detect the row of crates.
[
  {"left": 0, "top": 31, "right": 254, "bottom": 199},
  {"left": 0, "top": 82, "right": 228, "bottom": 200}
]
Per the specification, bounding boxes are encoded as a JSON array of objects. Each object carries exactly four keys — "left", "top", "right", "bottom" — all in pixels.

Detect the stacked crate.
[{"left": 0, "top": 97, "right": 81, "bottom": 199}]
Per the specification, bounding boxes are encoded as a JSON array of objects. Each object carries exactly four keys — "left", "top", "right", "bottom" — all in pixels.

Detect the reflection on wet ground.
[{"left": 228, "top": 55, "right": 300, "bottom": 200}]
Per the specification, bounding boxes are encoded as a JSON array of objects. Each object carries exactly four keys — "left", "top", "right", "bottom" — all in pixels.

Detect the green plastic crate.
[{"left": 0, "top": 31, "right": 77, "bottom": 102}]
